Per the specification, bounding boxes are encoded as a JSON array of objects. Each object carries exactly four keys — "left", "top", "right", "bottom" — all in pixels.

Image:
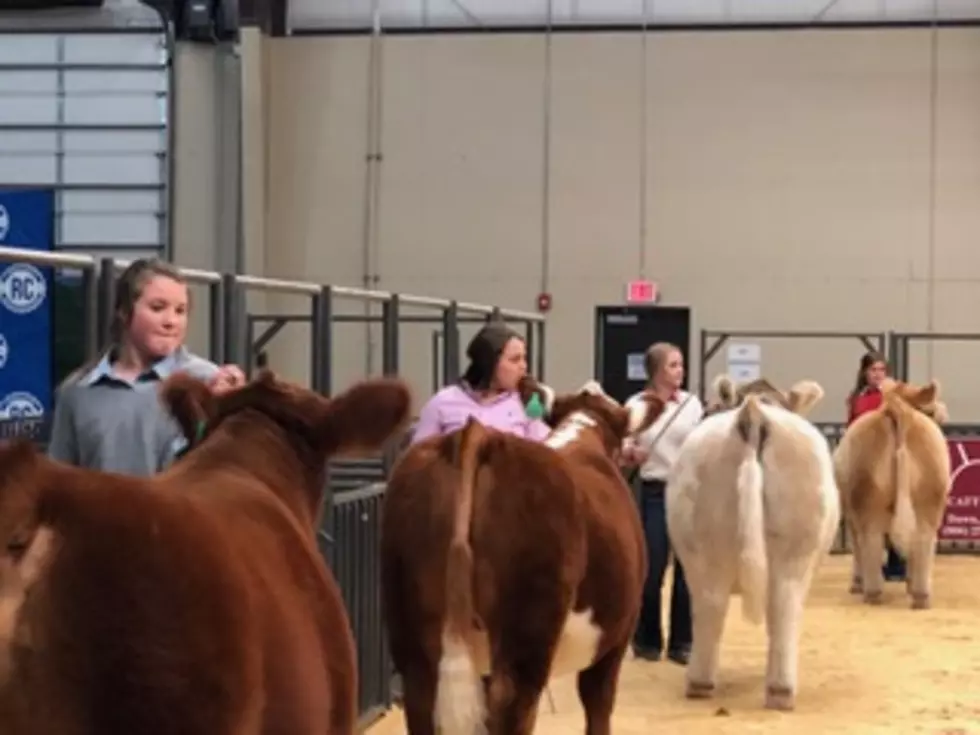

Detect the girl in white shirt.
[{"left": 622, "top": 342, "right": 703, "bottom": 665}]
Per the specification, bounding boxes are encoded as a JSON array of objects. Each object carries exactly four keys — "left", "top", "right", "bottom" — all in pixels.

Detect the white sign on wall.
[{"left": 726, "top": 342, "right": 762, "bottom": 382}]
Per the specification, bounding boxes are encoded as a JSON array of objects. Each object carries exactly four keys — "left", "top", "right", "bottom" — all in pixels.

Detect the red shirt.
[{"left": 847, "top": 387, "right": 883, "bottom": 426}]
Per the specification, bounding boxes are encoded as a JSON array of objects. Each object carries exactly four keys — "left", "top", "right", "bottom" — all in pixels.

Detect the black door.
[{"left": 594, "top": 305, "right": 692, "bottom": 404}]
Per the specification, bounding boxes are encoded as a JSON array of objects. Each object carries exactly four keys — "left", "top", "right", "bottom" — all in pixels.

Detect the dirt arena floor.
[{"left": 368, "top": 554, "right": 980, "bottom": 734}]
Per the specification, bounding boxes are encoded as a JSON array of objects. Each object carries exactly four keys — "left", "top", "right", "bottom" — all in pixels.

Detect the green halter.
[{"left": 524, "top": 392, "right": 545, "bottom": 420}]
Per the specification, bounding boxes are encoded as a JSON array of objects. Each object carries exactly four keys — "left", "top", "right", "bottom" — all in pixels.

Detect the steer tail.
[
  {"left": 884, "top": 401, "right": 915, "bottom": 556},
  {"left": 434, "top": 418, "right": 488, "bottom": 735},
  {"left": 734, "top": 396, "right": 769, "bottom": 626}
]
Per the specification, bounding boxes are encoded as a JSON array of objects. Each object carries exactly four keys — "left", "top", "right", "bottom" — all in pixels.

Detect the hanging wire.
[
  {"left": 540, "top": 0, "right": 554, "bottom": 298},
  {"left": 925, "top": 0, "right": 939, "bottom": 376},
  {"left": 638, "top": 0, "right": 650, "bottom": 278}
]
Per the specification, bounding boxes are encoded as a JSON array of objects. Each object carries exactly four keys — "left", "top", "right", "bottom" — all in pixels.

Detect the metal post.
[
  {"left": 523, "top": 319, "right": 535, "bottom": 376},
  {"left": 536, "top": 320, "right": 546, "bottom": 380},
  {"left": 208, "top": 277, "right": 226, "bottom": 364},
  {"left": 311, "top": 286, "right": 334, "bottom": 396},
  {"left": 380, "top": 294, "right": 399, "bottom": 475},
  {"left": 442, "top": 301, "right": 460, "bottom": 384},
  {"left": 698, "top": 329, "right": 709, "bottom": 402},
  {"left": 382, "top": 294, "right": 400, "bottom": 376},
  {"left": 97, "top": 257, "right": 116, "bottom": 350},
  {"left": 431, "top": 330, "right": 442, "bottom": 392},
  {"left": 221, "top": 273, "right": 239, "bottom": 368},
  {"left": 80, "top": 266, "right": 99, "bottom": 362}
]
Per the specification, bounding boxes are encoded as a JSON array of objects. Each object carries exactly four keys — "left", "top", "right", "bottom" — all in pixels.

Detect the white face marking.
[
  {"left": 545, "top": 411, "right": 597, "bottom": 449},
  {"left": 537, "top": 383, "right": 557, "bottom": 414}
]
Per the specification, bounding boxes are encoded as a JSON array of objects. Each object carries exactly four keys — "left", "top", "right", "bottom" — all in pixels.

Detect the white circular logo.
[
  {"left": 0, "top": 391, "right": 44, "bottom": 420},
  {"left": 0, "top": 263, "right": 47, "bottom": 315},
  {"left": 0, "top": 333, "right": 7, "bottom": 370},
  {"left": 0, "top": 204, "right": 9, "bottom": 241}
]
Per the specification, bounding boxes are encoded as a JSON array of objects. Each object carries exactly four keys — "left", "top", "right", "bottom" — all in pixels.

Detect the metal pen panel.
[{"left": 442, "top": 300, "right": 460, "bottom": 384}]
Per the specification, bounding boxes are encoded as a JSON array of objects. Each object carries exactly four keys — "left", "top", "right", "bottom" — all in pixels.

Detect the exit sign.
[{"left": 626, "top": 280, "right": 658, "bottom": 303}]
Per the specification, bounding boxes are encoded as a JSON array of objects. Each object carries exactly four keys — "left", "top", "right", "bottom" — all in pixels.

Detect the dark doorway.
[{"left": 594, "top": 305, "right": 692, "bottom": 404}]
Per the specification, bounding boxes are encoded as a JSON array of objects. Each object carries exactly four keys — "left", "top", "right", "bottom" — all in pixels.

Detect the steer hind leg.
[
  {"left": 685, "top": 585, "right": 730, "bottom": 700},
  {"left": 401, "top": 663, "right": 439, "bottom": 735},
  {"left": 764, "top": 564, "right": 810, "bottom": 711},
  {"left": 485, "top": 614, "right": 564, "bottom": 735},
  {"left": 856, "top": 525, "right": 886, "bottom": 605},
  {"left": 848, "top": 520, "right": 863, "bottom": 595},
  {"left": 906, "top": 529, "right": 938, "bottom": 610},
  {"left": 577, "top": 643, "right": 628, "bottom": 735}
]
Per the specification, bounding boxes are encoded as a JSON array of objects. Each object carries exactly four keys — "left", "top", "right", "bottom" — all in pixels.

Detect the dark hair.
[
  {"left": 849, "top": 350, "right": 888, "bottom": 400},
  {"left": 461, "top": 321, "right": 524, "bottom": 391}
]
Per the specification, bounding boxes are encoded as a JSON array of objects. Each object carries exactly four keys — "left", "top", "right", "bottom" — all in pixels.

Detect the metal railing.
[{"left": 0, "top": 244, "right": 548, "bottom": 725}]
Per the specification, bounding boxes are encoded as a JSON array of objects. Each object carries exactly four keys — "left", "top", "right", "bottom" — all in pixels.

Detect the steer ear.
[
  {"left": 626, "top": 392, "right": 665, "bottom": 435},
  {"left": 712, "top": 374, "right": 739, "bottom": 409},
  {"left": 319, "top": 378, "right": 413, "bottom": 457},
  {"left": 159, "top": 373, "right": 217, "bottom": 445},
  {"left": 785, "top": 380, "right": 824, "bottom": 417}
]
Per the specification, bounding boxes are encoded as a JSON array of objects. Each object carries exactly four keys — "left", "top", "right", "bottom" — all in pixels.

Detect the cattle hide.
[
  {"left": 381, "top": 379, "right": 663, "bottom": 735},
  {"left": 833, "top": 378, "right": 951, "bottom": 610},
  {"left": 665, "top": 374, "right": 840, "bottom": 712},
  {"left": 0, "top": 371, "right": 413, "bottom": 735}
]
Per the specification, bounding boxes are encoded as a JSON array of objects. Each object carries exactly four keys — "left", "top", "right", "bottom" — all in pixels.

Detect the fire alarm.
[{"left": 536, "top": 293, "right": 553, "bottom": 312}]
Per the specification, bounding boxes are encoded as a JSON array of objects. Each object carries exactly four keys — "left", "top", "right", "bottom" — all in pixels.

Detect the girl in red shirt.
[{"left": 845, "top": 351, "right": 906, "bottom": 581}]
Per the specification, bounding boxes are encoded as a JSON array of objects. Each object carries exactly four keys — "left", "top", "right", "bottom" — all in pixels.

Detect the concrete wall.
[{"left": 174, "top": 27, "right": 980, "bottom": 422}]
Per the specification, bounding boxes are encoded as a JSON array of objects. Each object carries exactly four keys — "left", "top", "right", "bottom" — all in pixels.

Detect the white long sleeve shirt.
[{"left": 625, "top": 389, "right": 704, "bottom": 481}]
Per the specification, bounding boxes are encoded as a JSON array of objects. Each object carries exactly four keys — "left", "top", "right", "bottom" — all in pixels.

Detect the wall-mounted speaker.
[{"left": 172, "top": 0, "right": 239, "bottom": 43}]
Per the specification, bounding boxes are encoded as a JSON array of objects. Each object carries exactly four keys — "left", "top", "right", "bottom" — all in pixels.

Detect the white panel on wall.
[
  {"left": 61, "top": 214, "right": 161, "bottom": 245},
  {"left": 0, "top": 156, "right": 58, "bottom": 184},
  {"left": 0, "top": 35, "right": 57, "bottom": 63},
  {"left": 288, "top": 0, "right": 980, "bottom": 29},
  {"left": 63, "top": 34, "right": 166, "bottom": 65}
]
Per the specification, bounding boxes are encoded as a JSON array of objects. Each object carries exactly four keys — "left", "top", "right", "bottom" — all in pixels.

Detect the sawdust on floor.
[{"left": 367, "top": 554, "right": 980, "bottom": 734}]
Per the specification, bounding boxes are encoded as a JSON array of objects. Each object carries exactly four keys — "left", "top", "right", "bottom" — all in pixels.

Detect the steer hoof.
[
  {"left": 765, "top": 685, "right": 796, "bottom": 712},
  {"left": 685, "top": 680, "right": 715, "bottom": 700},
  {"left": 849, "top": 578, "right": 863, "bottom": 595},
  {"left": 863, "top": 590, "right": 883, "bottom": 605},
  {"left": 911, "top": 593, "right": 931, "bottom": 610}
]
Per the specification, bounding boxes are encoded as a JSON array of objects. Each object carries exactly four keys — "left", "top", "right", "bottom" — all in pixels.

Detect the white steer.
[{"left": 665, "top": 375, "right": 840, "bottom": 711}]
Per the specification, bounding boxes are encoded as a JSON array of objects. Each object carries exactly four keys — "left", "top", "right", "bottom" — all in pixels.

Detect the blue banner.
[{"left": 0, "top": 189, "right": 54, "bottom": 421}]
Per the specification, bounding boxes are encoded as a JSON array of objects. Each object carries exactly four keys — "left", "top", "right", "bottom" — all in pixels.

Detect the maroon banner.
[{"left": 940, "top": 439, "right": 980, "bottom": 542}]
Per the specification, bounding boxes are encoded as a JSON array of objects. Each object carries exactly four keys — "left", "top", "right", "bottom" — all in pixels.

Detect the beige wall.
[{"left": 178, "top": 27, "right": 980, "bottom": 422}]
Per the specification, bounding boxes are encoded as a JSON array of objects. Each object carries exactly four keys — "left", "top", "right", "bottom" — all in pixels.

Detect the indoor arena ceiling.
[{"left": 288, "top": 0, "right": 980, "bottom": 31}]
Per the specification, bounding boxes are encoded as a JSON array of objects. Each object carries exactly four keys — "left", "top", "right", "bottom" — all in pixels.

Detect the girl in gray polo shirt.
[{"left": 47, "top": 258, "right": 243, "bottom": 477}]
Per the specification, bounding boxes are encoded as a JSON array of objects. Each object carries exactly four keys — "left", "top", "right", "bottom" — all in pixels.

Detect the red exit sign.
[{"left": 626, "top": 280, "right": 658, "bottom": 303}]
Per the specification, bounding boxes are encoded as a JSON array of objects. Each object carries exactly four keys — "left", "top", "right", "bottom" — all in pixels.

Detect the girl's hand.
[{"left": 209, "top": 364, "right": 246, "bottom": 396}]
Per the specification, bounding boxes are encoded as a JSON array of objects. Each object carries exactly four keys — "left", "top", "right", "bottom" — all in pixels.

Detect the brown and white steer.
[
  {"left": 381, "top": 380, "right": 664, "bottom": 735},
  {"left": 666, "top": 374, "right": 840, "bottom": 711},
  {"left": 0, "top": 370, "right": 412, "bottom": 735},
  {"left": 833, "top": 378, "right": 951, "bottom": 609}
]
